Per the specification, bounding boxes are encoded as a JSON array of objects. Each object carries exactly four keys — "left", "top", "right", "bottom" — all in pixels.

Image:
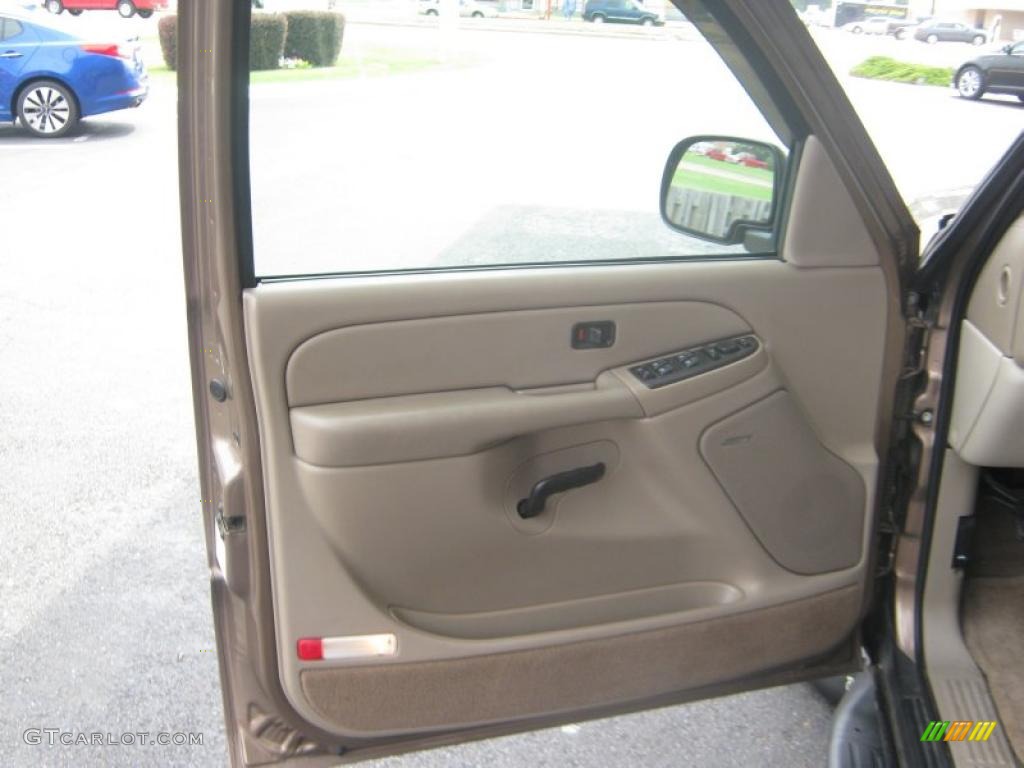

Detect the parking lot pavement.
[
  {"left": 363, "top": 683, "right": 834, "bottom": 768},
  {"left": 0, "top": 16, "right": 1020, "bottom": 768}
]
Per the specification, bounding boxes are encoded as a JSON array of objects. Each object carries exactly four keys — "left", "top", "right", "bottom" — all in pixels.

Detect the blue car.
[{"left": 0, "top": 10, "right": 147, "bottom": 137}]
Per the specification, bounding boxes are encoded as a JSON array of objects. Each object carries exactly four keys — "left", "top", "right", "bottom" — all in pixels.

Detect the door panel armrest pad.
[{"left": 290, "top": 372, "right": 643, "bottom": 467}]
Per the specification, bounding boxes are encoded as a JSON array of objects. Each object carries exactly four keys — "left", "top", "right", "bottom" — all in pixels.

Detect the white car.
[
  {"left": 419, "top": 0, "right": 499, "bottom": 18},
  {"left": 841, "top": 16, "right": 891, "bottom": 35}
]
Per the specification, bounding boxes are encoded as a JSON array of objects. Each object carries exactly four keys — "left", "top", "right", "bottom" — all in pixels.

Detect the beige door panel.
[
  {"left": 248, "top": 259, "right": 890, "bottom": 458},
  {"left": 291, "top": 367, "right": 873, "bottom": 634},
  {"left": 289, "top": 348, "right": 771, "bottom": 467},
  {"left": 289, "top": 373, "right": 642, "bottom": 468},
  {"left": 285, "top": 301, "right": 751, "bottom": 407},
  {"left": 243, "top": 259, "right": 888, "bottom": 738}
]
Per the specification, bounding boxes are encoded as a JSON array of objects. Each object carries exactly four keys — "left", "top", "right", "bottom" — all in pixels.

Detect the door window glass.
[{"left": 248, "top": 2, "right": 788, "bottom": 277}]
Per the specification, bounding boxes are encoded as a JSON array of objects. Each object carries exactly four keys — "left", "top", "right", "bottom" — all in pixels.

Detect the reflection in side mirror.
[{"left": 660, "top": 136, "right": 783, "bottom": 246}]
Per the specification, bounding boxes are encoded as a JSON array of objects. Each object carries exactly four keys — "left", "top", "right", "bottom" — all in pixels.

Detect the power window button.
[
  {"left": 631, "top": 365, "right": 656, "bottom": 381},
  {"left": 678, "top": 354, "right": 700, "bottom": 369}
]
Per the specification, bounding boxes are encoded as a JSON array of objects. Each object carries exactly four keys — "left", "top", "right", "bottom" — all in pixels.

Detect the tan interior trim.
[
  {"left": 285, "top": 302, "right": 750, "bottom": 407},
  {"left": 950, "top": 320, "right": 1024, "bottom": 468},
  {"left": 290, "top": 374, "right": 642, "bottom": 467},
  {"left": 701, "top": 390, "right": 866, "bottom": 574},
  {"left": 782, "top": 137, "right": 881, "bottom": 268},
  {"left": 966, "top": 215, "right": 1024, "bottom": 363},
  {"left": 301, "top": 584, "right": 861, "bottom": 736},
  {"left": 244, "top": 259, "right": 890, "bottom": 735}
]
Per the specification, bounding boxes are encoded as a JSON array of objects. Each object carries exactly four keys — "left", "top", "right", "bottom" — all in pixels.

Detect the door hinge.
[
  {"left": 216, "top": 504, "right": 246, "bottom": 536},
  {"left": 904, "top": 291, "right": 936, "bottom": 328},
  {"left": 875, "top": 516, "right": 898, "bottom": 578},
  {"left": 895, "top": 408, "right": 935, "bottom": 425},
  {"left": 900, "top": 292, "right": 935, "bottom": 381}
]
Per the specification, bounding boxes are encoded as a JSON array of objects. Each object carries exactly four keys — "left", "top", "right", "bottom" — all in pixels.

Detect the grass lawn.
[
  {"left": 850, "top": 56, "right": 954, "bottom": 87},
  {"left": 674, "top": 155, "right": 773, "bottom": 201},
  {"left": 147, "top": 47, "right": 465, "bottom": 83},
  {"left": 685, "top": 153, "right": 775, "bottom": 184},
  {"left": 675, "top": 169, "right": 773, "bottom": 201}
]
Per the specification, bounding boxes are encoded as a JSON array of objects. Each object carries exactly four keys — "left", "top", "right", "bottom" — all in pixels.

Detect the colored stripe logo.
[{"left": 921, "top": 721, "right": 998, "bottom": 742}]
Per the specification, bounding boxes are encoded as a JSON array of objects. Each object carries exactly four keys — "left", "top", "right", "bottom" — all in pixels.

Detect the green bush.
[
  {"left": 155, "top": 14, "right": 288, "bottom": 72},
  {"left": 850, "top": 56, "right": 954, "bottom": 87},
  {"left": 158, "top": 15, "right": 177, "bottom": 70},
  {"left": 250, "top": 14, "right": 288, "bottom": 71},
  {"left": 283, "top": 11, "right": 345, "bottom": 67}
]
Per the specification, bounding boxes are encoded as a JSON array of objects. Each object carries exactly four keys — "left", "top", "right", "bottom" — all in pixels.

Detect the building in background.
[{"left": 910, "top": 0, "right": 1024, "bottom": 39}]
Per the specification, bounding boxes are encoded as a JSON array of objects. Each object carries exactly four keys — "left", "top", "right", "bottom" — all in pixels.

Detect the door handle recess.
[
  {"left": 0, "top": 51, "right": 24, "bottom": 59},
  {"left": 517, "top": 462, "right": 606, "bottom": 519}
]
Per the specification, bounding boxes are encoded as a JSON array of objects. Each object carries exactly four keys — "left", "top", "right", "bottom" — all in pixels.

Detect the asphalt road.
[{"left": 0, "top": 16, "right": 1020, "bottom": 768}]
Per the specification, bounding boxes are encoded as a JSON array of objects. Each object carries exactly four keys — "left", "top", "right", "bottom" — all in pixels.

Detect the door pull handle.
[{"left": 517, "top": 462, "right": 606, "bottom": 519}]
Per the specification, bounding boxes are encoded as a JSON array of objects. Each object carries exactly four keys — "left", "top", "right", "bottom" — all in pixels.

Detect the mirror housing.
[{"left": 660, "top": 136, "right": 784, "bottom": 246}]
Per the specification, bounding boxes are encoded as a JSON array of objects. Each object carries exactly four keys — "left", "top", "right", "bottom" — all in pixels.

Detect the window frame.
[{"left": 1, "top": 18, "right": 25, "bottom": 41}]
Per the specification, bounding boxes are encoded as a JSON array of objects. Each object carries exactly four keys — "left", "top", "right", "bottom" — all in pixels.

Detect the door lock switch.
[{"left": 572, "top": 321, "right": 616, "bottom": 349}]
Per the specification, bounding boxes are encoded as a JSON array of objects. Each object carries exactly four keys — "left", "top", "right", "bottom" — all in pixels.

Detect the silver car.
[{"left": 419, "top": 0, "right": 499, "bottom": 18}]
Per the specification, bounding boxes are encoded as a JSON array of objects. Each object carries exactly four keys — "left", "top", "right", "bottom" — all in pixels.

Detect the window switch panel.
[{"left": 628, "top": 335, "right": 759, "bottom": 389}]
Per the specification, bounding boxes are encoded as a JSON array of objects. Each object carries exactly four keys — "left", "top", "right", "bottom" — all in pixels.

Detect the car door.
[
  {"left": 603, "top": 0, "right": 623, "bottom": 20},
  {"left": 177, "top": 1, "right": 919, "bottom": 764},
  {"left": 988, "top": 42, "right": 1024, "bottom": 91},
  {"left": 0, "top": 17, "right": 35, "bottom": 120}
]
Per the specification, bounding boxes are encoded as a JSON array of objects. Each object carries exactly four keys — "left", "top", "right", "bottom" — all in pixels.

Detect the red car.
[{"left": 44, "top": 0, "right": 168, "bottom": 19}]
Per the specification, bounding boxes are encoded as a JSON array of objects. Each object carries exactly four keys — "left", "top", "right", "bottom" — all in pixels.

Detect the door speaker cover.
[{"left": 700, "top": 390, "right": 864, "bottom": 574}]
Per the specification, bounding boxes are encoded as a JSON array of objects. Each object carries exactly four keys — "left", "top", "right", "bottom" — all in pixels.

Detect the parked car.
[
  {"left": 889, "top": 17, "right": 928, "bottom": 39},
  {"left": 737, "top": 154, "right": 769, "bottom": 169},
  {"left": 418, "top": 0, "right": 498, "bottom": 18},
  {"left": 914, "top": 19, "right": 987, "bottom": 45},
  {"left": 840, "top": 16, "right": 928, "bottom": 39},
  {"left": 43, "top": 0, "right": 167, "bottom": 19},
  {"left": 954, "top": 40, "right": 1024, "bottom": 102},
  {"left": 0, "top": 10, "right": 147, "bottom": 137},
  {"left": 583, "top": 0, "right": 662, "bottom": 26},
  {"left": 840, "top": 16, "right": 891, "bottom": 35}
]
